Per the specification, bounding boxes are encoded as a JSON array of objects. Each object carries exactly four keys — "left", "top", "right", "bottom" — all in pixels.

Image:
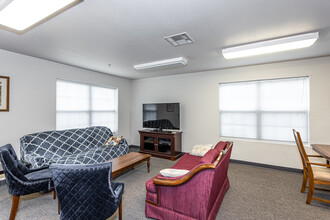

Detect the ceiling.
[{"left": 1, "top": 0, "right": 330, "bottom": 79}]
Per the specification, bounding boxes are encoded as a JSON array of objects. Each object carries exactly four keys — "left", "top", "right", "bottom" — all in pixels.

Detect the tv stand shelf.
[{"left": 139, "top": 130, "right": 183, "bottom": 161}]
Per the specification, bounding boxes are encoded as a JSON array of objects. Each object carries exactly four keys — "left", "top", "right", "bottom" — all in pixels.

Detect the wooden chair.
[{"left": 293, "top": 129, "right": 330, "bottom": 204}]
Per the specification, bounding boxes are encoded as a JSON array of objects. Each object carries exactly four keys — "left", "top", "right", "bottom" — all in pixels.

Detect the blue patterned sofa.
[{"left": 20, "top": 126, "right": 129, "bottom": 168}]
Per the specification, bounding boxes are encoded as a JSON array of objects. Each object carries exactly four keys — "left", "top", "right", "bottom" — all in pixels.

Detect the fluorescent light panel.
[
  {"left": 134, "top": 57, "right": 187, "bottom": 70},
  {"left": 0, "top": 0, "right": 82, "bottom": 33},
  {"left": 0, "top": 0, "right": 13, "bottom": 11},
  {"left": 222, "top": 32, "right": 319, "bottom": 59}
]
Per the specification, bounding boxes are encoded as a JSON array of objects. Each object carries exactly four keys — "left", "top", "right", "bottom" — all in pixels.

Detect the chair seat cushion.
[
  {"left": 25, "top": 168, "right": 52, "bottom": 180},
  {"left": 312, "top": 166, "right": 330, "bottom": 182}
]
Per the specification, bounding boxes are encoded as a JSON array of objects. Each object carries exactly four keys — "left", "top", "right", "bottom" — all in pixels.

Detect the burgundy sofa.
[{"left": 145, "top": 141, "right": 233, "bottom": 220}]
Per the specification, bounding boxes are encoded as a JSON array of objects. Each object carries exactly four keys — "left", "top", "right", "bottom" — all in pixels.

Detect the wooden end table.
[{"left": 109, "top": 152, "right": 151, "bottom": 178}]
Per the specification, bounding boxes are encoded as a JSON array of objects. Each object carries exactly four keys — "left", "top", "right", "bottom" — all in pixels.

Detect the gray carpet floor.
[{"left": 0, "top": 155, "right": 330, "bottom": 220}]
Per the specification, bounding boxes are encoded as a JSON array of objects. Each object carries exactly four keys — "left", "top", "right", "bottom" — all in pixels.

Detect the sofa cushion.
[
  {"left": 172, "top": 153, "right": 201, "bottom": 170},
  {"left": 214, "top": 141, "right": 228, "bottom": 151},
  {"left": 200, "top": 149, "right": 220, "bottom": 164}
]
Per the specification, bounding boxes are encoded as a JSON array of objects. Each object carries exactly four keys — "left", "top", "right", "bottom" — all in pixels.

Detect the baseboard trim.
[
  {"left": 129, "top": 145, "right": 140, "bottom": 149},
  {"left": 230, "top": 159, "right": 303, "bottom": 173}
]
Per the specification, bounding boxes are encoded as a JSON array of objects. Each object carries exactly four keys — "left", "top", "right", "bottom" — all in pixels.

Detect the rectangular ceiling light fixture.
[
  {"left": 0, "top": 0, "right": 82, "bottom": 33},
  {"left": 0, "top": 0, "right": 13, "bottom": 11},
  {"left": 222, "top": 32, "right": 319, "bottom": 59},
  {"left": 134, "top": 57, "right": 188, "bottom": 70}
]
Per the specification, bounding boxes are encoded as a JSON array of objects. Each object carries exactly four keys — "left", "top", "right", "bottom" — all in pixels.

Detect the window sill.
[{"left": 219, "top": 136, "right": 305, "bottom": 147}]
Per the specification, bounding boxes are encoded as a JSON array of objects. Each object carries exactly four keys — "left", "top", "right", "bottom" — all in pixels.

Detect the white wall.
[
  {"left": 131, "top": 56, "right": 330, "bottom": 169},
  {"left": 0, "top": 49, "right": 131, "bottom": 156}
]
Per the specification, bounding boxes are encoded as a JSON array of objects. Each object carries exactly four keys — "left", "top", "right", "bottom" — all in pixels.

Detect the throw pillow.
[
  {"left": 160, "top": 168, "right": 190, "bottom": 177},
  {"left": 189, "top": 144, "right": 213, "bottom": 157},
  {"left": 200, "top": 149, "right": 220, "bottom": 164},
  {"left": 105, "top": 136, "right": 123, "bottom": 146}
]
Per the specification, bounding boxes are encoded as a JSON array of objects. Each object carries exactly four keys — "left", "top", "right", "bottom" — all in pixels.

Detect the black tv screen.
[{"left": 143, "top": 103, "right": 180, "bottom": 130}]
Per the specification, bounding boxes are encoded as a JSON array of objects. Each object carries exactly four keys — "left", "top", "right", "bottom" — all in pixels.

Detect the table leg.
[{"left": 147, "top": 159, "right": 150, "bottom": 173}]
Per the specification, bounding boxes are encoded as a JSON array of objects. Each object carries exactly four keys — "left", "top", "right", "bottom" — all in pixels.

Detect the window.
[
  {"left": 219, "top": 77, "right": 309, "bottom": 142},
  {"left": 56, "top": 80, "right": 118, "bottom": 132}
]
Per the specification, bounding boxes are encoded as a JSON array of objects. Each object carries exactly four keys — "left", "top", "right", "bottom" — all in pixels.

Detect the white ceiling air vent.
[{"left": 164, "top": 32, "right": 194, "bottom": 47}]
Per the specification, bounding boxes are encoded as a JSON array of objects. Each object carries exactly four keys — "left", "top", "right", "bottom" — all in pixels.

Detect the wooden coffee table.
[{"left": 109, "top": 152, "right": 151, "bottom": 178}]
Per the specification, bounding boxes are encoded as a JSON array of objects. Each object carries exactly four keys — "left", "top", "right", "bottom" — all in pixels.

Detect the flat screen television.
[{"left": 143, "top": 103, "right": 180, "bottom": 131}]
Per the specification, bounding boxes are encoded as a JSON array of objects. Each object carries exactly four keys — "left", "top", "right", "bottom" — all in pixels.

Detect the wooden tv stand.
[{"left": 139, "top": 130, "right": 183, "bottom": 161}]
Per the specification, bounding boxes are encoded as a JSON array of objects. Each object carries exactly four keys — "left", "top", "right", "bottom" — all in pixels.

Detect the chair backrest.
[
  {"left": 0, "top": 144, "right": 29, "bottom": 179},
  {"left": 292, "top": 129, "right": 310, "bottom": 171},
  {"left": 0, "top": 144, "right": 30, "bottom": 195},
  {"left": 50, "top": 162, "right": 120, "bottom": 220}
]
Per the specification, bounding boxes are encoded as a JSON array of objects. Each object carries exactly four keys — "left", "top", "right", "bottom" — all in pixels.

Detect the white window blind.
[
  {"left": 219, "top": 77, "right": 309, "bottom": 142},
  {"left": 56, "top": 80, "right": 118, "bottom": 132}
]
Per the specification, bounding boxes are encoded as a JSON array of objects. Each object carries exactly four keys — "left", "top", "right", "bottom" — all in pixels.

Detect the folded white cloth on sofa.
[{"left": 160, "top": 168, "right": 189, "bottom": 177}]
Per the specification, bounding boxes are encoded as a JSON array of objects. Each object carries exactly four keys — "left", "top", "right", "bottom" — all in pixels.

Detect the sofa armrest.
[{"left": 153, "top": 152, "right": 223, "bottom": 187}]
